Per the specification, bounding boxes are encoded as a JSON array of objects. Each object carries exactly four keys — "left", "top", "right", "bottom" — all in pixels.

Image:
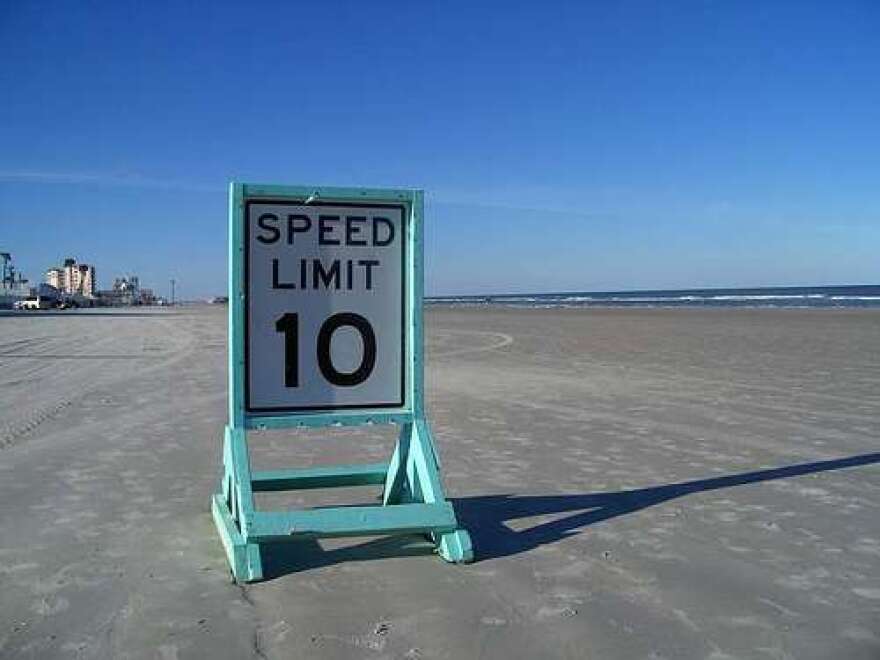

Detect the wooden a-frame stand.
[
  {"left": 212, "top": 418, "right": 473, "bottom": 582},
  {"left": 211, "top": 184, "right": 473, "bottom": 582}
]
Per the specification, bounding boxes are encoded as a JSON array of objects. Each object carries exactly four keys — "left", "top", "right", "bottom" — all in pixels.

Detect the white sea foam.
[
  {"left": 829, "top": 296, "right": 880, "bottom": 301},
  {"left": 707, "top": 294, "right": 824, "bottom": 300},
  {"left": 428, "top": 288, "right": 880, "bottom": 308}
]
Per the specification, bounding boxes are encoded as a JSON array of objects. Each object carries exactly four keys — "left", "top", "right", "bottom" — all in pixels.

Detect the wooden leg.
[
  {"left": 382, "top": 423, "right": 413, "bottom": 505},
  {"left": 436, "top": 528, "right": 474, "bottom": 563},
  {"left": 395, "top": 419, "right": 475, "bottom": 563},
  {"left": 212, "top": 426, "right": 263, "bottom": 582}
]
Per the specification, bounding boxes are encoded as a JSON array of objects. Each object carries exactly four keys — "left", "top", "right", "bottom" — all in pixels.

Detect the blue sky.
[{"left": 1, "top": 1, "right": 878, "bottom": 297}]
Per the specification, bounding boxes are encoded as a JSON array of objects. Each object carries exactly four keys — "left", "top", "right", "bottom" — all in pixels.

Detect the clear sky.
[{"left": 1, "top": 1, "right": 878, "bottom": 298}]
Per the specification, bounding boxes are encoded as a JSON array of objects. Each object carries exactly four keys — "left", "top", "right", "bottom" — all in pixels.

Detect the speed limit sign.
[
  {"left": 214, "top": 183, "right": 473, "bottom": 583},
  {"left": 244, "top": 198, "right": 406, "bottom": 413}
]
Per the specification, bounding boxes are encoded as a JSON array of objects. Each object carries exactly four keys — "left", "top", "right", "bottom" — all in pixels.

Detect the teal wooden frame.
[{"left": 212, "top": 182, "right": 472, "bottom": 582}]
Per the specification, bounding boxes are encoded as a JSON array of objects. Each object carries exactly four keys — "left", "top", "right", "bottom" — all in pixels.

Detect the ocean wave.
[
  {"left": 705, "top": 294, "right": 825, "bottom": 300},
  {"left": 427, "top": 288, "right": 880, "bottom": 309},
  {"left": 828, "top": 296, "right": 880, "bottom": 301}
]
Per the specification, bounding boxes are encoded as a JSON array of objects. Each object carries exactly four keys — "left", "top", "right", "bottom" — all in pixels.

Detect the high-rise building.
[
  {"left": 72, "top": 263, "right": 95, "bottom": 297},
  {"left": 46, "top": 267, "right": 65, "bottom": 290},
  {"left": 45, "top": 258, "right": 96, "bottom": 297}
]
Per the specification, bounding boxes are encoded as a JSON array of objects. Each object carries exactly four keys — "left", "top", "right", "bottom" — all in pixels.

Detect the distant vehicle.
[
  {"left": 210, "top": 296, "right": 229, "bottom": 304},
  {"left": 14, "top": 296, "right": 54, "bottom": 310}
]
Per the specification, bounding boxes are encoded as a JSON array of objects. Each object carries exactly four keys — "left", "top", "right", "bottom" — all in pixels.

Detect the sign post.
[{"left": 212, "top": 183, "right": 472, "bottom": 582}]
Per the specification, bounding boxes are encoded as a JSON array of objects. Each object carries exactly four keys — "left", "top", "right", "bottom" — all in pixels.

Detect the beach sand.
[{"left": 0, "top": 305, "right": 878, "bottom": 659}]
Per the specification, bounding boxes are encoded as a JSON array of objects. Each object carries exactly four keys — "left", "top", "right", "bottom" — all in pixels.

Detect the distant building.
[
  {"left": 45, "top": 258, "right": 96, "bottom": 297},
  {"left": 97, "top": 275, "right": 156, "bottom": 306},
  {"left": 46, "top": 267, "right": 64, "bottom": 290},
  {"left": 37, "top": 283, "right": 62, "bottom": 303},
  {"left": 0, "top": 252, "right": 30, "bottom": 309},
  {"left": 68, "top": 260, "right": 96, "bottom": 297},
  {"left": 114, "top": 275, "right": 138, "bottom": 292}
]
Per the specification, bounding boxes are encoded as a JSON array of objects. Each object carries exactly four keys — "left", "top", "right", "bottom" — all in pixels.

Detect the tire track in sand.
[
  {"left": 430, "top": 329, "right": 514, "bottom": 358},
  {"left": 0, "top": 313, "right": 198, "bottom": 450}
]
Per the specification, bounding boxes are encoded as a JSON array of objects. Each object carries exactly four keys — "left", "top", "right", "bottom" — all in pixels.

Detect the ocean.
[{"left": 427, "top": 285, "right": 880, "bottom": 309}]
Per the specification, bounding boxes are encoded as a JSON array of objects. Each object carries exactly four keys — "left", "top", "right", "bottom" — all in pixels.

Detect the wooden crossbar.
[
  {"left": 247, "top": 502, "right": 457, "bottom": 542},
  {"left": 251, "top": 463, "right": 389, "bottom": 492}
]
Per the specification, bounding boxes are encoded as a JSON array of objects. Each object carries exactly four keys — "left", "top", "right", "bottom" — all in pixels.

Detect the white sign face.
[{"left": 245, "top": 200, "right": 405, "bottom": 412}]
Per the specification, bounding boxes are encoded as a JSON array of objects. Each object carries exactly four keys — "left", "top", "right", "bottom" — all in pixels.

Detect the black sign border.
[{"left": 243, "top": 199, "right": 407, "bottom": 414}]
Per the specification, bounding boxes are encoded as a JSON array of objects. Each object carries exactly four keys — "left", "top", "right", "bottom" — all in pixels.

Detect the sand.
[{"left": 0, "top": 305, "right": 878, "bottom": 659}]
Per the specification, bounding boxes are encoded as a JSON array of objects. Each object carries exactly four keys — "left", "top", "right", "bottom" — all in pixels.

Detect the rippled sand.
[{"left": 0, "top": 305, "right": 878, "bottom": 659}]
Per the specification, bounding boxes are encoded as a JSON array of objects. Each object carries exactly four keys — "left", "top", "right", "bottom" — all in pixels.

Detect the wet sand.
[{"left": 0, "top": 305, "right": 878, "bottom": 659}]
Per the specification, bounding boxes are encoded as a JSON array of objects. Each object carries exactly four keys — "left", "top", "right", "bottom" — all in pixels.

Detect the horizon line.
[{"left": 426, "top": 282, "right": 880, "bottom": 299}]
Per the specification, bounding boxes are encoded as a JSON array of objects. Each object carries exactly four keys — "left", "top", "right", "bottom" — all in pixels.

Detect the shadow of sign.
[
  {"left": 247, "top": 451, "right": 879, "bottom": 578},
  {"left": 258, "top": 535, "right": 437, "bottom": 579},
  {"left": 453, "top": 451, "right": 880, "bottom": 561}
]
